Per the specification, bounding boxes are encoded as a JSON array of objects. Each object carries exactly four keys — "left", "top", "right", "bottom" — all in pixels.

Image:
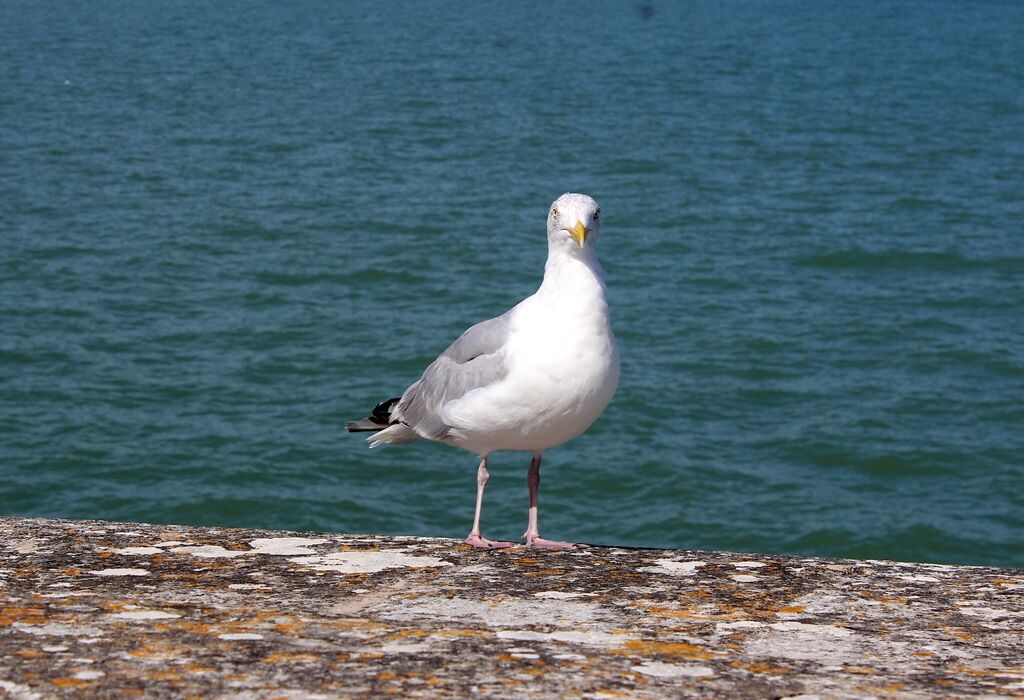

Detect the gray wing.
[{"left": 393, "top": 312, "right": 512, "bottom": 440}]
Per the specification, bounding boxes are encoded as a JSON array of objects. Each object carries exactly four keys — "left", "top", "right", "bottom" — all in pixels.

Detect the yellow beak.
[{"left": 569, "top": 220, "right": 587, "bottom": 247}]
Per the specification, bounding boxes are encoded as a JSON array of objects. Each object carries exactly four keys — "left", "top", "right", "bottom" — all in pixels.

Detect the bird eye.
[
  {"left": 551, "top": 208, "right": 560, "bottom": 220},
  {"left": 594, "top": 209, "right": 600, "bottom": 221}
]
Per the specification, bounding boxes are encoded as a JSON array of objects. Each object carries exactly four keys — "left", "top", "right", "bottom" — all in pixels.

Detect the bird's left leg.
[
  {"left": 523, "top": 452, "right": 586, "bottom": 550},
  {"left": 465, "top": 455, "right": 514, "bottom": 549}
]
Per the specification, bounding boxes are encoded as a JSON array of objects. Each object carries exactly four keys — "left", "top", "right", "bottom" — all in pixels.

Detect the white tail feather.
[{"left": 367, "top": 423, "right": 421, "bottom": 448}]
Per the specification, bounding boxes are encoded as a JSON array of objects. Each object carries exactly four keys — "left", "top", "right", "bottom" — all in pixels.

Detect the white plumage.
[{"left": 348, "top": 193, "right": 618, "bottom": 549}]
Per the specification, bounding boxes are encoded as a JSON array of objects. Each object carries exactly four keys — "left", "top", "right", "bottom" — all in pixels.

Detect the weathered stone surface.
[{"left": 1, "top": 517, "right": 1022, "bottom": 698}]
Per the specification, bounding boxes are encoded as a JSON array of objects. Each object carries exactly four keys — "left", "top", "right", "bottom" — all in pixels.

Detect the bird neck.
[{"left": 538, "top": 248, "right": 606, "bottom": 299}]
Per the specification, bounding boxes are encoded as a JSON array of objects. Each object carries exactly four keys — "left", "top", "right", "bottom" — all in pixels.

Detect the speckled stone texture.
[{"left": 1, "top": 518, "right": 1022, "bottom": 699}]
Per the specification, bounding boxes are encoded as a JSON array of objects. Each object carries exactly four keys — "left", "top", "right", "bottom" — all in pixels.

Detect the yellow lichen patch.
[
  {"left": 913, "top": 651, "right": 934, "bottom": 658},
  {"left": 185, "top": 664, "right": 217, "bottom": 674},
  {"left": 951, "top": 665, "right": 1006, "bottom": 677},
  {"left": 261, "top": 652, "right": 320, "bottom": 664},
  {"left": 99, "top": 551, "right": 115, "bottom": 559},
  {"left": 613, "top": 640, "right": 716, "bottom": 660},
  {"left": 146, "top": 670, "right": 182, "bottom": 682},
  {"left": 272, "top": 620, "right": 304, "bottom": 634},
  {"left": 425, "top": 676, "right": 445, "bottom": 686},
  {"left": 436, "top": 628, "right": 491, "bottom": 638},
  {"left": 169, "top": 619, "right": 212, "bottom": 635},
  {"left": 322, "top": 618, "right": 390, "bottom": 631},
  {"left": 383, "top": 629, "right": 429, "bottom": 640},
  {"left": 777, "top": 606, "right": 805, "bottom": 614},
  {"left": 0, "top": 606, "right": 46, "bottom": 626},
  {"left": 646, "top": 606, "right": 747, "bottom": 621},
  {"left": 730, "top": 660, "right": 793, "bottom": 675},
  {"left": 593, "top": 691, "right": 631, "bottom": 698},
  {"left": 496, "top": 654, "right": 521, "bottom": 663},
  {"left": 842, "top": 665, "right": 877, "bottom": 675},
  {"left": 858, "top": 590, "right": 908, "bottom": 605},
  {"left": 376, "top": 672, "right": 396, "bottom": 681},
  {"left": 52, "top": 678, "right": 94, "bottom": 688},
  {"left": 129, "top": 641, "right": 189, "bottom": 661},
  {"left": 537, "top": 569, "right": 566, "bottom": 575},
  {"left": 15, "top": 649, "right": 43, "bottom": 659},
  {"left": 62, "top": 567, "right": 83, "bottom": 577},
  {"left": 619, "top": 672, "right": 649, "bottom": 684}
]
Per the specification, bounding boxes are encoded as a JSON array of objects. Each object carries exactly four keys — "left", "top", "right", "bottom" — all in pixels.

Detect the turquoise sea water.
[{"left": 2, "top": 2, "right": 1022, "bottom": 567}]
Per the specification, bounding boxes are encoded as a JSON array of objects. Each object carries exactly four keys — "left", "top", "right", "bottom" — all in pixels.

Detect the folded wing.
[{"left": 393, "top": 312, "right": 511, "bottom": 440}]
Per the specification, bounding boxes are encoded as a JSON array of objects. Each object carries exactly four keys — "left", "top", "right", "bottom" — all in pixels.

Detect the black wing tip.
[
  {"left": 346, "top": 397, "right": 402, "bottom": 433},
  {"left": 371, "top": 397, "right": 401, "bottom": 423}
]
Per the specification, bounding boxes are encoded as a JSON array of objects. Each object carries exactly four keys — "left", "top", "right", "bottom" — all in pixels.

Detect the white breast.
[{"left": 443, "top": 256, "right": 620, "bottom": 454}]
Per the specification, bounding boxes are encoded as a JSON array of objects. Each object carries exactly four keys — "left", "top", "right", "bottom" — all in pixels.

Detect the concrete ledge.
[{"left": 1, "top": 517, "right": 1022, "bottom": 698}]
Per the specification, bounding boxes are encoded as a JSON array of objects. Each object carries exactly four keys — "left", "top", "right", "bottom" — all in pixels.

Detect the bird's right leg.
[{"left": 465, "top": 456, "right": 514, "bottom": 549}]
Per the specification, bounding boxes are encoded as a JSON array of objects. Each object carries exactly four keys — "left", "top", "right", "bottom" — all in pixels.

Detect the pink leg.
[
  {"left": 465, "top": 456, "right": 514, "bottom": 549},
  {"left": 523, "top": 452, "right": 587, "bottom": 550}
]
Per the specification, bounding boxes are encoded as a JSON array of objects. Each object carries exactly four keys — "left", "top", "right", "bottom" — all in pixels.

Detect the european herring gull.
[{"left": 347, "top": 193, "right": 619, "bottom": 549}]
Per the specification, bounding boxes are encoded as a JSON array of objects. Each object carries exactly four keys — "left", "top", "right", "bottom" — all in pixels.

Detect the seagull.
[{"left": 347, "top": 193, "right": 619, "bottom": 549}]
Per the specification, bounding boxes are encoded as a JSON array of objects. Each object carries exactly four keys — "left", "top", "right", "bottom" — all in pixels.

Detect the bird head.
[{"left": 547, "top": 193, "right": 601, "bottom": 255}]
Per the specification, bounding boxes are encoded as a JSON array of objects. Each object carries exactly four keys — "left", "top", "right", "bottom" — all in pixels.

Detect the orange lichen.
[
  {"left": 858, "top": 590, "right": 908, "bottom": 604},
  {"left": 842, "top": 665, "right": 877, "bottom": 675},
  {"left": 129, "top": 641, "right": 188, "bottom": 661},
  {"left": 730, "top": 660, "right": 793, "bottom": 675},
  {"left": 646, "top": 606, "right": 747, "bottom": 621},
  {"left": 272, "top": 620, "right": 304, "bottom": 634},
  {"left": 52, "top": 678, "right": 93, "bottom": 688},
  {"left": 436, "top": 628, "right": 491, "bottom": 638},
  {"left": 169, "top": 619, "right": 211, "bottom": 635},
  {"left": 0, "top": 606, "right": 46, "bottom": 626},
  {"left": 185, "top": 664, "right": 217, "bottom": 674},
  {"left": 613, "top": 640, "right": 716, "bottom": 660},
  {"left": 384, "top": 629, "right": 429, "bottom": 640},
  {"left": 261, "top": 653, "right": 320, "bottom": 664}
]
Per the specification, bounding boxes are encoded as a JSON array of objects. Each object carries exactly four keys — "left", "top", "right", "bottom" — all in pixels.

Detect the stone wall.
[{"left": 1, "top": 517, "right": 1022, "bottom": 698}]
